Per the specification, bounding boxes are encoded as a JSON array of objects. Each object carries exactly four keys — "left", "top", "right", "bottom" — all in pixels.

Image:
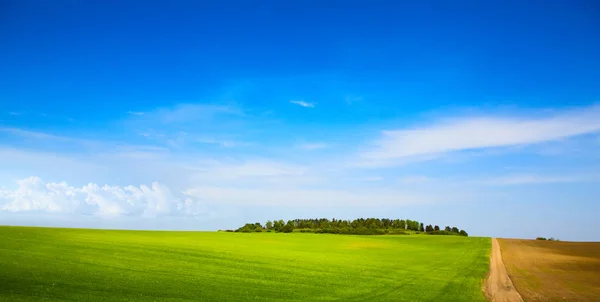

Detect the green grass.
[{"left": 0, "top": 226, "right": 490, "bottom": 301}]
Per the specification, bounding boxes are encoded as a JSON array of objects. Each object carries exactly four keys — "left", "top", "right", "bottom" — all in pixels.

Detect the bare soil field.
[{"left": 498, "top": 238, "right": 600, "bottom": 301}]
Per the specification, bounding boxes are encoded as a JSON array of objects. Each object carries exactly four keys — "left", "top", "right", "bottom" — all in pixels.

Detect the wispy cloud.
[
  {"left": 132, "top": 103, "right": 244, "bottom": 124},
  {"left": 290, "top": 100, "right": 315, "bottom": 108},
  {"left": 196, "top": 137, "right": 248, "bottom": 148},
  {"left": 0, "top": 127, "right": 168, "bottom": 155},
  {"left": 190, "top": 160, "right": 307, "bottom": 180},
  {"left": 345, "top": 95, "right": 363, "bottom": 105},
  {"left": 0, "top": 127, "right": 70, "bottom": 141},
  {"left": 123, "top": 103, "right": 249, "bottom": 149},
  {"left": 297, "top": 143, "right": 327, "bottom": 150},
  {"left": 361, "top": 176, "right": 383, "bottom": 182},
  {"left": 398, "top": 176, "right": 430, "bottom": 184},
  {"left": 360, "top": 105, "right": 600, "bottom": 166},
  {"left": 127, "top": 111, "right": 145, "bottom": 116},
  {"left": 183, "top": 186, "right": 454, "bottom": 207},
  {"left": 164, "top": 104, "right": 244, "bottom": 123},
  {"left": 475, "top": 173, "right": 600, "bottom": 186}
]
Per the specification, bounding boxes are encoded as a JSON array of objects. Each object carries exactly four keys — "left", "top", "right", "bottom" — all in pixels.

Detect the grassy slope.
[
  {"left": 0, "top": 226, "right": 490, "bottom": 301},
  {"left": 498, "top": 238, "right": 600, "bottom": 301}
]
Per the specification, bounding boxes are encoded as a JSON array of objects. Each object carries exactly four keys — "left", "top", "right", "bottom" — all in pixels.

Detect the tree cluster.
[
  {"left": 536, "top": 236, "right": 559, "bottom": 241},
  {"left": 231, "top": 218, "right": 468, "bottom": 236}
]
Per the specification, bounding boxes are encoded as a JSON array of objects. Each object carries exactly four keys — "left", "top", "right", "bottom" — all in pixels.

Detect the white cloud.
[
  {"left": 0, "top": 177, "right": 204, "bottom": 217},
  {"left": 361, "top": 105, "right": 600, "bottom": 165},
  {"left": 290, "top": 100, "right": 315, "bottom": 108},
  {"left": 127, "top": 111, "right": 145, "bottom": 116}
]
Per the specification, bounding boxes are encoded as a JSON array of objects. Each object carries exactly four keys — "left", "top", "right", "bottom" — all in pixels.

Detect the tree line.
[{"left": 229, "top": 218, "right": 468, "bottom": 236}]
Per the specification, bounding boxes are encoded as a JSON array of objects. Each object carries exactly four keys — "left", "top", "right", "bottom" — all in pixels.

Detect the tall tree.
[
  {"left": 434, "top": 225, "right": 440, "bottom": 231},
  {"left": 265, "top": 220, "right": 273, "bottom": 230},
  {"left": 419, "top": 223, "right": 425, "bottom": 232}
]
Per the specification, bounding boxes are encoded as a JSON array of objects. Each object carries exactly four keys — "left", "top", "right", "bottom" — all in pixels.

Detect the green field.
[{"left": 0, "top": 226, "right": 490, "bottom": 301}]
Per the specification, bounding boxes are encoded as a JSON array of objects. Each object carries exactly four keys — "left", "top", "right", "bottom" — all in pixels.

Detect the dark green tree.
[
  {"left": 281, "top": 225, "right": 293, "bottom": 233},
  {"left": 286, "top": 220, "right": 295, "bottom": 228}
]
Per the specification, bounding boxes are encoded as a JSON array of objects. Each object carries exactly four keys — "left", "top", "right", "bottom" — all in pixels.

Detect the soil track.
[{"left": 485, "top": 238, "right": 523, "bottom": 302}]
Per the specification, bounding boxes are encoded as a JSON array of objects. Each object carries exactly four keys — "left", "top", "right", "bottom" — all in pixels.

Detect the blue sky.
[{"left": 1, "top": 1, "right": 600, "bottom": 241}]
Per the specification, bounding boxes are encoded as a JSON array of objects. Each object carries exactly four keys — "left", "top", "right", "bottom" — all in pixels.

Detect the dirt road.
[{"left": 485, "top": 238, "right": 523, "bottom": 302}]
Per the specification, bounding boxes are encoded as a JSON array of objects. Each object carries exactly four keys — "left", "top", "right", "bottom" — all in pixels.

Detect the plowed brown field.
[{"left": 498, "top": 238, "right": 600, "bottom": 301}]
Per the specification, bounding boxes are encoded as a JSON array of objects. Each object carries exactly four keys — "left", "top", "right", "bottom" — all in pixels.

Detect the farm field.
[
  {"left": 0, "top": 226, "right": 490, "bottom": 301},
  {"left": 498, "top": 238, "right": 600, "bottom": 301}
]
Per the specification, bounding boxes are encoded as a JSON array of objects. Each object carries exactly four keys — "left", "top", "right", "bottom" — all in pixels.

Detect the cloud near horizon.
[
  {"left": 2, "top": 104, "right": 600, "bottom": 227},
  {"left": 0, "top": 177, "right": 204, "bottom": 217},
  {"left": 0, "top": 175, "right": 468, "bottom": 216}
]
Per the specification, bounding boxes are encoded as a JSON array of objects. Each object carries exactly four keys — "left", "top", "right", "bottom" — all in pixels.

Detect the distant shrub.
[
  {"left": 387, "top": 229, "right": 409, "bottom": 235},
  {"left": 428, "top": 230, "right": 460, "bottom": 236},
  {"left": 225, "top": 229, "right": 234, "bottom": 232},
  {"left": 327, "top": 228, "right": 340, "bottom": 234},
  {"left": 352, "top": 228, "right": 385, "bottom": 235},
  {"left": 313, "top": 227, "right": 388, "bottom": 235},
  {"left": 548, "top": 237, "right": 559, "bottom": 241},
  {"left": 236, "top": 223, "right": 264, "bottom": 233},
  {"left": 536, "top": 237, "right": 547, "bottom": 240},
  {"left": 281, "top": 225, "right": 293, "bottom": 233}
]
